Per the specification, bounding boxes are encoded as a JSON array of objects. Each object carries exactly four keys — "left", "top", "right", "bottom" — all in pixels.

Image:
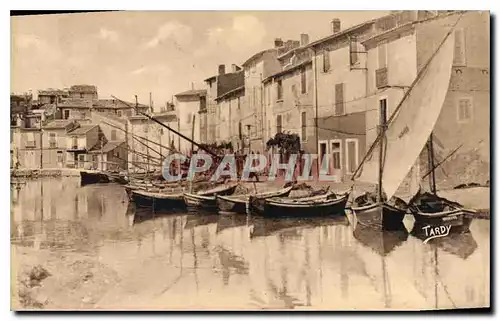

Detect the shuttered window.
[
  {"left": 300, "top": 68, "right": 307, "bottom": 94},
  {"left": 457, "top": 98, "right": 472, "bottom": 122},
  {"left": 378, "top": 42, "right": 387, "bottom": 69},
  {"left": 335, "top": 83, "right": 345, "bottom": 115},
  {"left": 277, "top": 80, "right": 283, "bottom": 100},
  {"left": 301, "top": 112, "right": 307, "bottom": 141},
  {"left": 276, "top": 115, "right": 282, "bottom": 133},
  {"left": 453, "top": 28, "right": 466, "bottom": 66},
  {"left": 350, "top": 37, "right": 359, "bottom": 66},
  {"left": 323, "top": 48, "right": 331, "bottom": 72}
]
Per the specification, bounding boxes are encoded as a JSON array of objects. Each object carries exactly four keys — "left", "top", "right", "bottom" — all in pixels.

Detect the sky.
[{"left": 11, "top": 11, "right": 388, "bottom": 110}]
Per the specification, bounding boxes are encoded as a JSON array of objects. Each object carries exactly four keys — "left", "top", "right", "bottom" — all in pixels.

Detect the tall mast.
[
  {"left": 377, "top": 100, "right": 387, "bottom": 203},
  {"left": 427, "top": 133, "right": 437, "bottom": 194}
]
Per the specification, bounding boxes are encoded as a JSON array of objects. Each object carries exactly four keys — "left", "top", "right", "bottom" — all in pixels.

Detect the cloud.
[
  {"left": 131, "top": 67, "right": 147, "bottom": 75},
  {"left": 13, "top": 34, "right": 62, "bottom": 61},
  {"left": 145, "top": 21, "right": 193, "bottom": 49},
  {"left": 130, "top": 64, "right": 171, "bottom": 76},
  {"left": 195, "top": 15, "right": 267, "bottom": 58},
  {"left": 98, "top": 28, "right": 119, "bottom": 42}
]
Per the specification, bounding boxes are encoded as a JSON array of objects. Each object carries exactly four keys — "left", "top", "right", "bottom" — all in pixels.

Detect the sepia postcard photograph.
[{"left": 9, "top": 9, "right": 491, "bottom": 311}]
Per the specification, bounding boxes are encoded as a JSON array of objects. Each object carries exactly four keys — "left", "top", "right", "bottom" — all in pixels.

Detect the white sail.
[{"left": 356, "top": 34, "right": 454, "bottom": 200}]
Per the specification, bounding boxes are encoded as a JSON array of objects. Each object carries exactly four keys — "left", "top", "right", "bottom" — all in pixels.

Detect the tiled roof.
[
  {"left": 175, "top": 89, "right": 207, "bottom": 97},
  {"left": 242, "top": 48, "right": 276, "bottom": 67},
  {"left": 68, "top": 124, "right": 98, "bottom": 136},
  {"left": 88, "top": 140, "right": 125, "bottom": 154},
  {"left": 93, "top": 99, "right": 148, "bottom": 109},
  {"left": 43, "top": 119, "right": 75, "bottom": 129}
]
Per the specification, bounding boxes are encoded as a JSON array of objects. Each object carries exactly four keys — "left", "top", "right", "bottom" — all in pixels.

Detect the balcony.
[{"left": 376, "top": 67, "right": 389, "bottom": 89}]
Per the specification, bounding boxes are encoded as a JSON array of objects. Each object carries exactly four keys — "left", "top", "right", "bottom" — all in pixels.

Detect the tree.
[{"left": 266, "top": 132, "right": 301, "bottom": 155}]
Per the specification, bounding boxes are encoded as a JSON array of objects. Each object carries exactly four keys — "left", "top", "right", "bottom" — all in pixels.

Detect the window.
[
  {"left": 453, "top": 28, "right": 466, "bottom": 67},
  {"left": 268, "top": 119, "right": 271, "bottom": 137},
  {"left": 346, "top": 139, "right": 359, "bottom": 173},
  {"left": 457, "top": 97, "right": 472, "bottom": 122},
  {"left": 335, "top": 83, "right": 345, "bottom": 115},
  {"left": 350, "top": 37, "right": 359, "bottom": 66},
  {"left": 80, "top": 93, "right": 84, "bottom": 98},
  {"left": 72, "top": 137, "right": 78, "bottom": 149},
  {"left": 253, "top": 88, "right": 257, "bottom": 108},
  {"left": 64, "top": 110, "right": 70, "bottom": 119},
  {"left": 323, "top": 48, "right": 331, "bottom": 72},
  {"left": 57, "top": 151, "right": 64, "bottom": 164},
  {"left": 117, "top": 110, "right": 122, "bottom": 117},
  {"left": 26, "top": 132, "right": 36, "bottom": 148},
  {"left": 331, "top": 141, "right": 341, "bottom": 170},
  {"left": 277, "top": 80, "right": 283, "bottom": 101},
  {"left": 378, "top": 42, "right": 387, "bottom": 69},
  {"left": 111, "top": 129, "right": 117, "bottom": 140},
  {"left": 49, "top": 132, "right": 57, "bottom": 148},
  {"left": 237, "top": 97, "right": 241, "bottom": 110},
  {"left": 276, "top": 115, "right": 282, "bottom": 133},
  {"left": 319, "top": 142, "right": 327, "bottom": 168},
  {"left": 300, "top": 68, "right": 307, "bottom": 94},
  {"left": 301, "top": 112, "right": 307, "bottom": 141},
  {"left": 239, "top": 122, "right": 243, "bottom": 139}
]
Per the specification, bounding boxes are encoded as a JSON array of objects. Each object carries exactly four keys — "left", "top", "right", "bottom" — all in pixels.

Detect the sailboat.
[
  {"left": 408, "top": 136, "right": 476, "bottom": 234},
  {"left": 351, "top": 17, "right": 461, "bottom": 232}
]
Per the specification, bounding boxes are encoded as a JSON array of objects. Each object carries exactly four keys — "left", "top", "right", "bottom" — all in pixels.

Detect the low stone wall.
[{"left": 11, "top": 168, "right": 81, "bottom": 178}]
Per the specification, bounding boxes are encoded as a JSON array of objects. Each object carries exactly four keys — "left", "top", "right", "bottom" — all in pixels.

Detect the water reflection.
[{"left": 10, "top": 179, "right": 490, "bottom": 310}]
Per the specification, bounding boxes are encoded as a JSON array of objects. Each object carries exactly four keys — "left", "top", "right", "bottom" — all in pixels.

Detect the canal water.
[{"left": 11, "top": 178, "right": 490, "bottom": 310}]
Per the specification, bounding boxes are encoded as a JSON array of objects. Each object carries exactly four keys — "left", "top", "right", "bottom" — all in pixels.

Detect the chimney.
[
  {"left": 218, "top": 64, "right": 226, "bottom": 75},
  {"left": 331, "top": 19, "right": 341, "bottom": 34},
  {"left": 300, "top": 34, "right": 309, "bottom": 46},
  {"left": 274, "top": 38, "right": 283, "bottom": 48},
  {"left": 231, "top": 64, "right": 241, "bottom": 73}
]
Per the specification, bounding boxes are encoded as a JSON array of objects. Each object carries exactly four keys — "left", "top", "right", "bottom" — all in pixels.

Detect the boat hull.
[
  {"left": 216, "top": 197, "right": 247, "bottom": 214},
  {"left": 80, "top": 171, "right": 110, "bottom": 186},
  {"left": 217, "top": 186, "right": 293, "bottom": 214},
  {"left": 184, "top": 193, "right": 218, "bottom": 212},
  {"left": 409, "top": 192, "right": 475, "bottom": 234},
  {"left": 131, "top": 190, "right": 186, "bottom": 211},
  {"left": 352, "top": 202, "right": 407, "bottom": 231},
  {"left": 184, "top": 184, "right": 238, "bottom": 213},
  {"left": 412, "top": 210, "right": 474, "bottom": 235},
  {"left": 254, "top": 194, "right": 348, "bottom": 218}
]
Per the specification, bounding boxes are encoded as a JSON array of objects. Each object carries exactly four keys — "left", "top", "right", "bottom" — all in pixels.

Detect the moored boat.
[
  {"left": 408, "top": 191, "right": 475, "bottom": 235},
  {"left": 183, "top": 183, "right": 239, "bottom": 212},
  {"left": 263, "top": 193, "right": 349, "bottom": 218},
  {"left": 248, "top": 187, "right": 332, "bottom": 215},
  {"left": 80, "top": 170, "right": 110, "bottom": 186},
  {"left": 351, "top": 192, "right": 409, "bottom": 231},
  {"left": 131, "top": 189, "right": 187, "bottom": 211},
  {"left": 216, "top": 185, "right": 294, "bottom": 214}
]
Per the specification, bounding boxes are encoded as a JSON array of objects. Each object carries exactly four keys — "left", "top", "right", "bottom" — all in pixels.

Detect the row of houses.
[
  {"left": 10, "top": 11, "right": 489, "bottom": 185},
  {"left": 184, "top": 10, "right": 490, "bottom": 184}
]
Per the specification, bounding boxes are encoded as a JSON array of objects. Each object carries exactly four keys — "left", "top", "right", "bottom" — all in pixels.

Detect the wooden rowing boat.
[
  {"left": 408, "top": 191, "right": 475, "bottom": 235},
  {"left": 80, "top": 170, "right": 110, "bottom": 186},
  {"left": 183, "top": 184, "right": 239, "bottom": 212},
  {"left": 216, "top": 185, "right": 294, "bottom": 214},
  {"left": 351, "top": 192, "right": 409, "bottom": 232},
  {"left": 131, "top": 189, "right": 187, "bottom": 211}
]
